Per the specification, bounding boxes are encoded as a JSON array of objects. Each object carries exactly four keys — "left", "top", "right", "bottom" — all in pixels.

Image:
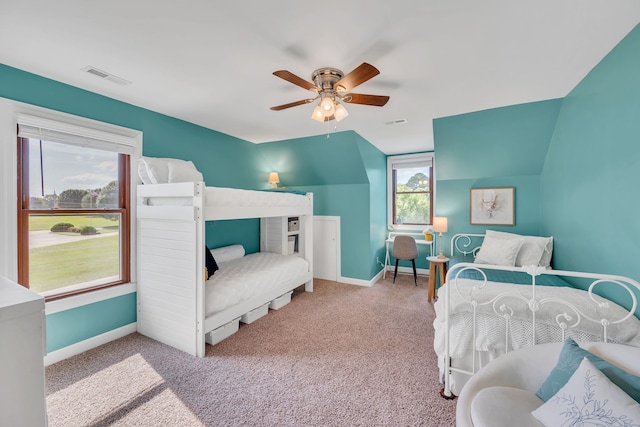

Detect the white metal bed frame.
[
  {"left": 136, "top": 182, "right": 314, "bottom": 357},
  {"left": 439, "top": 233, "right": 640, "bottom": 398}
]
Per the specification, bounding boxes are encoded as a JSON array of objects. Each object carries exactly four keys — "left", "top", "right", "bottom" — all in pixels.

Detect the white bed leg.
[{"left": 305, "top": 279, "right": 313, "bottom": 292}]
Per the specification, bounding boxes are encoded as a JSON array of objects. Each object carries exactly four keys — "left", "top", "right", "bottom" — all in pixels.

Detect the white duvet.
[
  {"left": 145, "top": 186, "right": 310, "bottom": 208},
  {"left": 433, "top": 279, "right": 640, "bottom": 359},
  {"left": 205, "top": 252, "right": 309, "bottom": 317}
]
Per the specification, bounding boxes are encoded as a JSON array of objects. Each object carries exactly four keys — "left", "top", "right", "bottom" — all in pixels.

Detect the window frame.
[
  {"left": 387, "top": 153, "right": 434, "bottom": 230},
  {"left": 14, "top": 110, "right": 140, "bottom": 302}
]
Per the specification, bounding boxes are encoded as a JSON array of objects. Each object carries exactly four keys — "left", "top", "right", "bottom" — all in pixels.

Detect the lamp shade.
[
  {"left": 334, "top": 103, "right": 349, "bottom": 121},
  {"left": 311, "top": 105, "right": 325, "bottom": 122},
  {"left": 268, "top": 172, "right": 280, "bottom": 184},
  {"left": 433, "top": 217, "right": 448, "bottom": 233}
]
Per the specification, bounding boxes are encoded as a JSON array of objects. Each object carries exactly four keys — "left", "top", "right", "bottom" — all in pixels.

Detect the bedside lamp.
[
  {"left": 433, "top": 216, "right": 448, "bottom": 259},
  {"left": 268, "top": 172, "right": 280, "bottom": 189}
]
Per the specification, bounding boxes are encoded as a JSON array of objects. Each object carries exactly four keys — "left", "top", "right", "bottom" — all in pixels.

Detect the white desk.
[{"left": 383, "top": 232, "right": 434, "bottom": 278}]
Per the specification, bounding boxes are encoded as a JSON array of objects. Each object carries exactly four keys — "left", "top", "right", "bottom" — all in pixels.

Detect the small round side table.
[{"left": 427, "top": 256, "right": 449, "bottom": 303}]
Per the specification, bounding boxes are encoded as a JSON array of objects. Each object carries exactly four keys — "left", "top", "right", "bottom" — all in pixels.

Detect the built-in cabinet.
[
  {"left": 0, "top": 277, "right": 47, "bottom": 426},
  {"left": 260, "top": 216, "right": 303, "bottom": 256}
]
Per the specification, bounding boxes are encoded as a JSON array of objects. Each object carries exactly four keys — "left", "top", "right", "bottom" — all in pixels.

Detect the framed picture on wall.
[{"left": 470, "top": 187, "right": 515, "bottom": 225}]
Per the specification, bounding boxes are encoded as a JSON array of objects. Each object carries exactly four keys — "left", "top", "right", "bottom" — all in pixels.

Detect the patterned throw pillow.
[
  {"left": 532, "top": 357, "right": 640, "bottom": 426},
  {"left": 536, "top": 337, "right": 640, "bottom": 403}
]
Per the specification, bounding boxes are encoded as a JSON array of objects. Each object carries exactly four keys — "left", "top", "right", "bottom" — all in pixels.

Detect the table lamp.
[
  {"left": 268, "top": 172, "right": 280, "bottom": 189},
  {"left": 433, "top": 216, "right": 448, "bottom": 259}
]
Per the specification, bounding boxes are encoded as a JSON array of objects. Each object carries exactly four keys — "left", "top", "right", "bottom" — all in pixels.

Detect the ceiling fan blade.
[
  {"left": 270, "top": 98, "right": 316, "bottom": 111},
  {"left": 342, "top": 93, "right": 390, "bottom": 107},
  {"left": 334, "top": 63, "right": 380, "bottom": 92},
  {"left": 273, "top": 70, "right": 318, "bottom": 92}
]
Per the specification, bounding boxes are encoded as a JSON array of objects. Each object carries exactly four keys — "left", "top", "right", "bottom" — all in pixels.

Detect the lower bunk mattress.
[{"left": 205, "top": 252, "right": 309, "bottom": 317}]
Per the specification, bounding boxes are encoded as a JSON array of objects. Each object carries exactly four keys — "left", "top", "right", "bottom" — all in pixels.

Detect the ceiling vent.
[
  {"left": 385, "top": 119, "right": 408, "bottom": 125},
  {"left": 82, "top": 66, "right": 131, "bottom": 86}
]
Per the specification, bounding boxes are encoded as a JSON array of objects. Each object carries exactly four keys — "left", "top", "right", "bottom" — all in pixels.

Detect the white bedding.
[
  {"left": 145, "top": 186, "right": 310, "bottom": 208},
  {"left": 434, "top": 279, "right": 640, "bottom": 359},
  {"left": 205, "top": 252, "right": 309, "bottom": 317}
]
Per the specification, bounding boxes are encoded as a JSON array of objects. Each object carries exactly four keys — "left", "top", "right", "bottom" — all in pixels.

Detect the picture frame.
[{"left": 469, "top": 187, "right": 515, "bottom": 225}]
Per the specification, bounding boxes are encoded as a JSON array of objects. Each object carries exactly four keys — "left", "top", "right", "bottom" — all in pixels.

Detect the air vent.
[
  {"left": 82, "top": 66, "right": 131, "bottom": 86},
  {"left": 385, "top": 119, "right": 408, "bottom": 125}
]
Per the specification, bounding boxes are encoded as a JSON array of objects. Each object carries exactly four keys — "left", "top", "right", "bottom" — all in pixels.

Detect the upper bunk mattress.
[
  {"left": 145, "top": 186, "right": 310, "bottom": 208},
  {"left": 205, "top": 252, "right": 309, "bottom": 317}
]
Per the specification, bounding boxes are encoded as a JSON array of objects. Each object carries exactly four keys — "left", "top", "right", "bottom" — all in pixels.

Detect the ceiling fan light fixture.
[
  {"left": 311, "top": 105, "right": 325, "bottom": 122},
  {"left": 270, "top": 63, "right": 389, "bottom": 124},
  {"left": 320, "top": 95, "right": 335, "bottom": 117},
  {"left": 334, "top": 103, "right": 349, "bottom": 121}
]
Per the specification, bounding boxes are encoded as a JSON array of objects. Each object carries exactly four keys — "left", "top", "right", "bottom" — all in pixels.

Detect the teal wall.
[
  {"left": 541, "top": 24, "right": 640, "bottom": 282},
  {"left": 254, "top": 131, "right": 387, "bottom": 280},
  {"left": 433, "top": 99, "right": 563, "bottom": 244},
  {"left": 46, "top": 293, "right": 136, "bottom": 353},
  {"left": 356, "top": 136, "right": 388, "bottom": 277}
]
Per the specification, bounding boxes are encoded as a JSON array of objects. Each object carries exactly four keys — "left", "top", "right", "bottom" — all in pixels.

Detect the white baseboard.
[
  {"left": 337, "top": 269, "right": 384, "bottom": 287},
  {"left": 386, "top": 265, "right": 429, "bottom": 276},
  {"left": 336, "top": 265, "right": 429, "bottom": 288},
  {"left": 44, "top": 323, "right": 137, "bottom": 366}
]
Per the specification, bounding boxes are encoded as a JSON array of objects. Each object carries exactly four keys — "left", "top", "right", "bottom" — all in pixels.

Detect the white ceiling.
[{"left": 2, "top": 1, "right": 640, "bottom": 155}]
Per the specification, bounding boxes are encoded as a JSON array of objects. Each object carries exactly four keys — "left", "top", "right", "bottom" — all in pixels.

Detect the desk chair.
[{"left": 392, "top": 235, "right": 418, "bottom": 285}]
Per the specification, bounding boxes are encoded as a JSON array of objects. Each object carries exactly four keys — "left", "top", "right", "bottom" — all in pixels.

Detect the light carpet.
[{"left": 46, "top": 273, "right": 457, "bottom": 426}]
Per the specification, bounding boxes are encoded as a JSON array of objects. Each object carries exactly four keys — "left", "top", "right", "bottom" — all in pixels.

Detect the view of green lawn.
[
  {"left": 27, "top": 215, "right": 121, "bottom": 293},
  {"left": 29, "top": 233, "right": 120, "bottom": 293},
  {"left": 29, "top": 214, "right": 119, "bottom": 232}
]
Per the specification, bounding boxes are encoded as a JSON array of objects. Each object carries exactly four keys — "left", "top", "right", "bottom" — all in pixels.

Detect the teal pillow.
[{"left": 536, "top": 337, "right": 640, "bottom": 402}]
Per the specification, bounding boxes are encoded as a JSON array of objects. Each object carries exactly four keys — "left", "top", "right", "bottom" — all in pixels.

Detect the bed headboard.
[{"left": 449, "top": 233, "right": 485, "bottom": 258}]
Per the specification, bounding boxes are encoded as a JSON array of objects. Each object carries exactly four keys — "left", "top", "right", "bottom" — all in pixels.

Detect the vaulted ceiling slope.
[{"left": 1, "top": 1, "right": 639, "bottom": 155}]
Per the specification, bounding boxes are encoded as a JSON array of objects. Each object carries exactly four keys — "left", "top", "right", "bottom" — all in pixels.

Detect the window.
[
  {"left": 387, "top": 153, "right": 433, "bottom": 228},
  {"left": 16, "top": 114, "right": 138, "bottom": 300}
]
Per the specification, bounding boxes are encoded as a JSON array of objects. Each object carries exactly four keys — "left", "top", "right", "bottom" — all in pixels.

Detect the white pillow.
[
  {"left": 167, "top": 160, "right": 203, "bottom": 183},
  {"left": 539, "top": 236, "right": 554, "bottom": 268},
  {"left": 140, "top": 156, "right": 171, "bottom": 184},
  {"left": 532, "top": 357, "right": 640, "bottom": 426},
  {"left": 209, "top": 244, "right": 245, "bottom": 263},
  {"left": 474, "top": 234, "right": 524, "bottom": 266},
  {"left": 140, "top": 157, "right": 203, "bottom": 184},
  {"left": 137, "top": 158, "right": 153, "bottom": 184},
  {"left": 485, "top": 230, "right": 553, "bottom": 268}
]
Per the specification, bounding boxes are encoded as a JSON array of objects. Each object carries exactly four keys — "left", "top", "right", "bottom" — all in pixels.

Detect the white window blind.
[
  {"left": 17, "top": 113, "right": 138, "bottom": 155},
  {"left": 391, "top": 158, "right": 432, "bottom": 169}
]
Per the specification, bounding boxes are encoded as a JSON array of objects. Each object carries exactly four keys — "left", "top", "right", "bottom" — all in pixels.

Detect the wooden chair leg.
[
  {"left": 393, "top": 259, "right": 399, "bottom": 283},
  {"left": 411, "top": 259, "right": 417, "bottom": 286}
]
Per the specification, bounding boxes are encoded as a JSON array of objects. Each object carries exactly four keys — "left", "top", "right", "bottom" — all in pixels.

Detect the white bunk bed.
[
  {"left": 434, "top": 233, "right": 640, "bottom": 398},
  {"left": 136, "top": 182, "right": 314, "bottom": 357}
]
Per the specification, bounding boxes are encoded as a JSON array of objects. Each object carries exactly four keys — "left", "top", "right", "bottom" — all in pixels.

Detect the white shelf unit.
[{"left": 260, "top": 216, "right": 304, "bottom": 257}]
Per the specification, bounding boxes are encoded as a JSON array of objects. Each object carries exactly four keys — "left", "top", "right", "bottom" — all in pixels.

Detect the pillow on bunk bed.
[
  {"left": 167, "top": 160, "right": 203, "bottom": 183},
  {"left": 484, "top": 230, "right": 554, "bottom": 268},
  {"left": 474, "top": 234, "right": 524, "bottom": 266},
  {"left": 209, "top": 244, "right": 245, "bottom": 264},
  {"left": 205, "top": 247, "right": 219, "bottom": 280},
  {"left": 140, "top": 156, "right": 203, "bottom": 184},
  {"left": 138, "top": 158, "right": 154, "bottom": 184}
]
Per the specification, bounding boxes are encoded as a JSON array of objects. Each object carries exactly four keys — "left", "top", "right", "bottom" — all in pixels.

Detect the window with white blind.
[
  {"left": 387, "top": 153, "right": 433, "bottom": 228},
  {"left": 16, "top": 113, "right": 139, "bottom": 300}
]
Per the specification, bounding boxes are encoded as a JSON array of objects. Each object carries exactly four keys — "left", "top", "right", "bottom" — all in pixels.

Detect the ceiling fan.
[{"left": 270, "top": 62, "right": 390, "bottom": 122}]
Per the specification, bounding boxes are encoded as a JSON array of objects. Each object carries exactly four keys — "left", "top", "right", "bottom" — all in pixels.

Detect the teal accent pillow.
[{"left": 536, "top": 337, "right": 640, "bottom": 403}]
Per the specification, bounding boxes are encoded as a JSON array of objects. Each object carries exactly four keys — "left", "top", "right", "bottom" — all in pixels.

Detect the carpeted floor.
[{"left": 45, "top": 273, "right": 457, "bottom": 426}]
